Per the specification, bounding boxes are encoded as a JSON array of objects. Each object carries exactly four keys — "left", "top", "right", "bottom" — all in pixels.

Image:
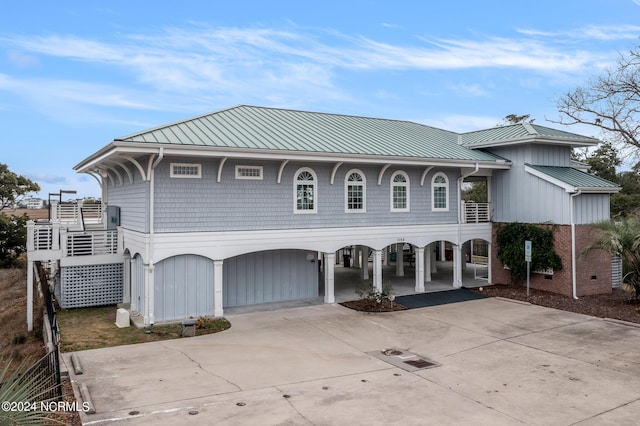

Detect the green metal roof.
[
  {"left": 526, "top": 164, "right": 620, "bottom": 191},
  {"left": 115, "top": 105, "right": 504, "bottom": 162},
  {"left": 460, "top": 123, "right": 598, "bottom": 147}
]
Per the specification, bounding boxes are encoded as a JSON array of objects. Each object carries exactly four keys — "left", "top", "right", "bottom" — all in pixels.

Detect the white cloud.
[
  {"left": 422, "top": 114, "right": 501, "bottom": 133},
  {"left": 517, "top": 24, "right": 640, "bottom": 41}
]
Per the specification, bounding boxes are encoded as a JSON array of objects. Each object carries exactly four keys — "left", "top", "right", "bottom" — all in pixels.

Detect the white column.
[
  {"left": 425, "top": 243, "right": 432, "bottom": 282},
  {"left": 27, "top": 260, "right": 34, "bottom": 332},
  {"left": 324, "top": 252, "right": 335, "bottom": 303},
  {"left": 440, "top": 240, "right": 446, "bottom": 262},
  {"left": 431, "top": 243, "right": 437, "bottom": 273},
  {"left": 453, "top": 245, "right": 463, "bottom": 288},
  {"left": 130, "top": 257, "right": 138, "bottom": 313},
  {"left": 214, "top": 260, "right": 224, "bottom": 317},
  {"left": 415, "top": 247, "right": 425, "bottom": 292},
  {"left": 361, "top": 248, "right": 369, "bottom": 280},
  {"left": 382, "top": 247, "right": 387, "bottom": 266},
  {"left": 373, "top": 249, "right": 383, "bottom": 292},
  {"left": 488, "top": 242, "right": 493, "bottom": 284},
  {"left": 144, "top": 264, "right": 154, "bottom": 325},
  {"left": 354, "top": 246, "right": 361, "bottom": 269},
  {"left": 396, "top": 243, "right": 404, "bottom": 277},
  {"left": 123, "top": 254, "right": 131, "bottom": 305}
]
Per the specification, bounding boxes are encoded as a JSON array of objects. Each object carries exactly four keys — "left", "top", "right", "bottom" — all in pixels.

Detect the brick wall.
[{"left": 491, "top": 223, "right": 611, "bottom": 297}]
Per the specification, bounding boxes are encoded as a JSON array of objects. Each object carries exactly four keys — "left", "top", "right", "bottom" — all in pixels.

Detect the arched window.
[
  {"left": 391, "top": 171, "right": 410, "bottom": 212},
  {"left": 345, "top": 169, "right": 366, "bottom": 212},
  {"left": 432, "top": 172, "right": 449, "bottom": 211},
  {"left": 294, "top": 168, "right": 317, "bottom": 213}
]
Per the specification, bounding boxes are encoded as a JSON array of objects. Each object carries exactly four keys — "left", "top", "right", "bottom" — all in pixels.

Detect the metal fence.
[{"left": 19, "top": 265, "right": 63, "bottom": 401}]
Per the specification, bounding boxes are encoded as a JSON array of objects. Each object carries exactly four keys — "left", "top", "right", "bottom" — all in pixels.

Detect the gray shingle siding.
[
  {"left": 107, "top": 170, "right": 150, "bottom": 233},
  {"left": 152, "top": 157, "right": 459, "bottom": 232}
]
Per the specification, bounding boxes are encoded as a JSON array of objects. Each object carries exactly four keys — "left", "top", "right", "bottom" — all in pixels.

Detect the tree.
[
  {"left": 555, "top": 45, "right": 640, "bottom": 161},
  {"left": 0, "top": 163, "right": 40, "bottom": 211},
  {"left": 582, "top": 142, "right": 621, "bottom": 183},
  {"left": 462, "top": 181, "right": 487, "bottom": 203},
  {"left": 498, "top": 113, "right": 535, "bottom": 126},
  {"left": 0, "top": 214, "right": 28, "bottom": 267},
  {"left": 582, "top": 217, "right": 640, "bottom": 301}
]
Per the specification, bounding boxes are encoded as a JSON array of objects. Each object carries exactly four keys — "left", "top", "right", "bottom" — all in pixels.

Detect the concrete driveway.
[{"left": 64, "top": 298, "right": 640, "bottom": 425}]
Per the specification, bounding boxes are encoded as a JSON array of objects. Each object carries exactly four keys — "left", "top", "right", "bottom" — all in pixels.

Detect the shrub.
[{"left": 496, "top": 222, "right": 562, "bottom": 282}]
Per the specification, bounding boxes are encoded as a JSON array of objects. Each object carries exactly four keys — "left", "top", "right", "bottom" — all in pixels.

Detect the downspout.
[
  {"left": 455, "top": 163, "right": 480, "bottom": 286},
  {"left": 458, "top": 163, "right": 480, "bottom": 224},
  {"left": 570, "top": 189, "right": 582, "bottom": 299}
]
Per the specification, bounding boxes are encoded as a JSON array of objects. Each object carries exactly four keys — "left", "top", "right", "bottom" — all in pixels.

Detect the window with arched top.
[
  {"left": 391, "top": 171, "right": 410, "bottom": 212},
  {"left": 294, "top": 168, "right": 317, "bottom": 213},
  {"left": 345, "top": 169, "right": 366, "bottom": 212},
  {"left": 432, "top": 172, "right": 449, "bottom": 211}
]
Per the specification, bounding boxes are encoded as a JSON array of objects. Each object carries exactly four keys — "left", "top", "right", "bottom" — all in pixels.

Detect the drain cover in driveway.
[{"left": 368, "top": 348, "right": 440, "bottom": 372}]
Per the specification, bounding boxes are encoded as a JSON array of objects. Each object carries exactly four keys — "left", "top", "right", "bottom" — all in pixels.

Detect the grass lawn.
[{"left": 57, "top": 306, "right": 231, "bottom": 352}]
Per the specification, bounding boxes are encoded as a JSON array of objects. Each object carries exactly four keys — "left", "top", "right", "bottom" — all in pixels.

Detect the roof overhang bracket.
[
  {"left": 377, "top": 164, "right": 392, "bottom": 186},
  {"left": 121, "top": 155, "right": 148, "bottom": 181},
  {"left": 420, "top": 166, "right": 435, "bottom": 186},
  {"left": 330, "top": 162, "right": 343, "bottom": 185},
  {"left": 217, "top": 157, "right": 227, "bottom": 183},
  {"left": 277, "top": 160, "right": 289, "bottom": 184}
]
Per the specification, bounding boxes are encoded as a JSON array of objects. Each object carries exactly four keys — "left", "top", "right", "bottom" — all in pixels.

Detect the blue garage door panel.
[
  {"left": 154, "top": 254, "right": 214, "bottom": 322},
  {"left": 224, "top": 249, "right": 318, "bottom": 307}
]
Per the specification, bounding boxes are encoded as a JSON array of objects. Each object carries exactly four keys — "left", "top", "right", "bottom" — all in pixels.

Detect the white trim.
[
  {"left": 277, "top": 160, "right": 289, "bottom": 184},
  {"left": 170, "top": 162, "right": 202, "bottom": 178},
  {"left": 524, "top": 165, "right": 621, "bottom": 194},
  {"left": 524, "top": 164, "right": 574, "bottom": 192},
  {"left": 75, "top": 143, "right": 512, "bottom": 173},
  {"left": 431, "top": 172, "right": 449, "bottom": 212},
  {"left": 420, "top": 166, "right": 434, "bottom": 186},
  {"left": 390, "top": 170, "right": 410, "bottom": 212},
  {"left": 330, "top": 162, "right": 343, "bottom": 185},
  {"left": 344, "top": 168, "right": 366, "bottom": 213},
  {"left": 235, "top": 165, "right": 264, "bottom": 180},
  {"left": 294, "top": 167, "right": 318, "bottom": 214},
  {"left": 377, "top": 164, "right": 392, "bottom": 185},
  {"left": 217, "top": 157, "right": 227, "bottom": 183}
]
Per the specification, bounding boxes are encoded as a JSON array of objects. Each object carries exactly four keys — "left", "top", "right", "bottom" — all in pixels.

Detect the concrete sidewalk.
[{"left": 64, "top": 298, "right": 640, "bottom": 425}]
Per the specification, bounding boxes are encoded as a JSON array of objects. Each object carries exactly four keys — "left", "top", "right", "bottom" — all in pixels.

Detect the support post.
[
  {"left": 214, "top": 260, "right": 224, "bottom": 317},
  {"left": 453, "top": 245, "right": 462, "bottom": 288},
  {"left": 425, "top": 243, "right": 432, "bottom": 282},
  {"left": 144, "top": 264, "right": 154, "bottom": 325},
  {"left": 27, "top": 260, "right": 34, "bottom": 332},
  {"left": 361, "top": 248, "right": 369, "bottom": 280},
  {"left": 415, "top": 247, "right": 425, "bottom": 292},
  {"left": 324, "top": 253, "right": 335, "bottom": 303},
  {"left": 373, "top": 249, "right": 383, "bottom": 292},
  {"left": 130, "top": 257, "right": 138, "bottom": 313},
  {"left": 396, "top": 243, "right": 404, "bottom": 277}
]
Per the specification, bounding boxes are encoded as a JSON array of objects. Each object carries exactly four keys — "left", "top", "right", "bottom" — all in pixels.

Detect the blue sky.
[{"left": 2, "top": 0, "right": 640, "bottom": 199}]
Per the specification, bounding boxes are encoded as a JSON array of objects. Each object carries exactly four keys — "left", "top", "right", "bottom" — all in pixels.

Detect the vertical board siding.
[
  {"left": 153, "top": 157, "right": 459, "bottom": 232},
  {"left": 107, "top": 169, "right": 150, "bottom": 232},
  {"left": 488, "top": 145, "right": 575, "bottom": 224},
  {"left": 574, "top": 194, "right": 610, "bottom": 224},
  {"left": 223, "top": 249, "right": 318, "bottom": 307},
  {"left": 154, "top": 254, "right": 214, "bottom": 322}
]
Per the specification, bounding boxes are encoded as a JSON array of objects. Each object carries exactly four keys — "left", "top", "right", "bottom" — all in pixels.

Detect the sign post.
[{"left": 525, "top": 240, "right": 532, "bottom": 297}]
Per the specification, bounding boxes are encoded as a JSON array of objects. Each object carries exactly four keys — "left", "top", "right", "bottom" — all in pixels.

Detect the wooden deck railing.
[{"left": 27, "top": 221, "right": 118, "bottom": 257}]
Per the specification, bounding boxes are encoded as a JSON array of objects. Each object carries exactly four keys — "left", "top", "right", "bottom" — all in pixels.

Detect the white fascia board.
[
  {"left": 84, "top": 142, "right": 512, "bottom": 170},
  {"left": 467, "top": 135, "right": 599, "bottom": 149},
  {"left": 524, "top": 165, "right": 621, "bottom": 194},
  {"left": 575, "top": 186, "right": 622, "bottom": 194},
  {"left": 524, "top": 164, "right": 575, "bottom": 192}
]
